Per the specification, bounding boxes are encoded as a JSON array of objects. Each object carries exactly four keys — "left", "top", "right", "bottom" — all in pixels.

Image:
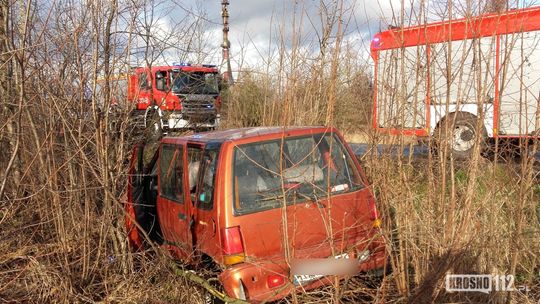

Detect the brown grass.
[{"left": 1, "top": 0, "right": 539, "bottom": 303}]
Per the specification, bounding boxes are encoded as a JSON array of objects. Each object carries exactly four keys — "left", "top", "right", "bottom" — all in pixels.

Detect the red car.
[{"left": 125, "top": 126, "right": 386, "bottom": 302}]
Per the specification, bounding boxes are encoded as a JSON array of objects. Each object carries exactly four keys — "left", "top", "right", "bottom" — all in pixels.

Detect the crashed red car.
[{"left": 125, "top": 126, "right": 386, "bottom": 302}]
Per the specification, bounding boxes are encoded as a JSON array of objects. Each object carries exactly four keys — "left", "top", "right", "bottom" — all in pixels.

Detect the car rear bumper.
[{"left": 219, "top": 244, "right": 387, "bottom": 303}]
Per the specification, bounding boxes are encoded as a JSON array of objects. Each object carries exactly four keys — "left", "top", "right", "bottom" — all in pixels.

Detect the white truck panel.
[
  {"left": 376, "top": 46, "right": 427, "bottom": 129},
  {"left": 499, "top": 31, "right": 540, "bottom": 135}
]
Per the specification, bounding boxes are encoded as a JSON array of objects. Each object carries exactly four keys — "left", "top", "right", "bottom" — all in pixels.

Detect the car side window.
[
  {"left": 159, "top": 144, "right": 184, "bottom": 203},
  {"left": 198, "top": 150, "right": 218, "bottom": 210},
  {"left": 187, "top": 146, "right": 204, "bottom": 201}
]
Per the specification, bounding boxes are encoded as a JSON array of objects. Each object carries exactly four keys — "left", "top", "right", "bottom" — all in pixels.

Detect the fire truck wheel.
[
  {"left": 144, "top": 110, "right": 163, "bottom": 142},
  {"left": 434, "top": 112, "right": 487, "bottom": 160}
]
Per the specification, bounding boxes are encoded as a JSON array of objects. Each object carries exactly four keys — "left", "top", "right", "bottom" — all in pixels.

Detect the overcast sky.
[
  {"left": 228, "top": 0, "right": 404, "bottom": 67},
  {"left": 149, "top": 0, "right": 540, "bottom": 72},
  {"left": 152, "top": 0, "right": 413, "bottom": 70}
]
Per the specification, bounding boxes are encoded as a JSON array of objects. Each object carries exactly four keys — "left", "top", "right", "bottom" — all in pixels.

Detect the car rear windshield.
[{"left": 232, "top": 133, "right": 363, "bottom": 215}]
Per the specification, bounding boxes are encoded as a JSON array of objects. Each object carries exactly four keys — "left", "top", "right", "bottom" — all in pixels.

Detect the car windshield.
[
  {"left": 170, "top": 71, "right": 219, "bottom": 95},
  {"left": 233, "top": 133, "right": 363, "bottom": 215}
]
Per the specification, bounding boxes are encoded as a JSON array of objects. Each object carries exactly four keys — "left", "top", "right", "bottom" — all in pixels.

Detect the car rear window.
[{"left": 232, "top": 133, "right": 363, "bottom": 215}]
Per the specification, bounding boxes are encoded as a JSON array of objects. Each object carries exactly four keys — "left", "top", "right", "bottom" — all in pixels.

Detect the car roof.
[{"left": 162, "top": 126, "right": 332, "bottom": 144}]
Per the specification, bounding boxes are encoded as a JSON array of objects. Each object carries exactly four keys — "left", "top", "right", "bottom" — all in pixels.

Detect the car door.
[
  {"left": 156, "top": 143, "right": 192, "bottom": 256},
  {"left": 188, "top": 142, "right": 222, "bottom": 257},
  {"left": 125, "top": 144, "right": 145, "bottom": 249}
]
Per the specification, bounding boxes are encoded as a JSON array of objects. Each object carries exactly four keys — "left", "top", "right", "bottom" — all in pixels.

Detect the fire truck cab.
[{"left": 128, "top": 63, "right": 222, "bottom": 133}]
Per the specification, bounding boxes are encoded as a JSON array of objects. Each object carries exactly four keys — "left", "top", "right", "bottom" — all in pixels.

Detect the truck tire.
[
  {"left": 434, "top": 112, "right": 487, "bottom": 160},
  {"left": 144, "top": 108, "right": 163, "bottom": 142}
]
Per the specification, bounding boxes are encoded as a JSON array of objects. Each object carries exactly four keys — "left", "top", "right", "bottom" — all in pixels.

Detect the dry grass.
[
  {"left": 364, "top": 154, "right": 540, "bottom": 303},
  {"left": 1, "top": 0, "right": 539, "bottom": 303}
]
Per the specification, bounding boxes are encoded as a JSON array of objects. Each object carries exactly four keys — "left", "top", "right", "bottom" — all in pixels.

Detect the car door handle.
[{"left": 178, "top": 212, "right": 187, "bottom": 220}]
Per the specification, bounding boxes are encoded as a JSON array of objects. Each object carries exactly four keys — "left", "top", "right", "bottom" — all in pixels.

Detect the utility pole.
[
  {"left": 485, "top": 0, "right": 509, "bottom": 13},
  {"left": 221, "top": 0, "right": 233, "bottom": 85}
]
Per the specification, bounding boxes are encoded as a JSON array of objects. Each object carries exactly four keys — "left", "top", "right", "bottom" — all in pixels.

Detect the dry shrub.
[
  {"left": 223, "top": 58, "right": 372, "bottom": 131},
  {"left": 1, "top": 0, "right": 539, "bottom": 303},
  {"left": 362, "top": 152, "right": 540, "bottom": 303},
  {"left": 0, "top": 0, "right": 216, "bottom": 302},
  {"left": 222, "top": 71, "right": 270, "bottom": 128}
]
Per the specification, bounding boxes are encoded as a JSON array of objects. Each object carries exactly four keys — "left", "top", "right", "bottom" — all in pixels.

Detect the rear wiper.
[
  {"left": 293, "top": 191, "right": 312, "bottom": 201},
  {"left": 301, "top": 191, "right": 326, "bottom": 208},
  {"left": 255, "top": 186, "right": 300, "bottom": 203},
  {"left": 256, "top": 192, "right": 285, "bottom": 203},
  {"left": 286, "top": 188, "right": 326, "bottom": 208}
]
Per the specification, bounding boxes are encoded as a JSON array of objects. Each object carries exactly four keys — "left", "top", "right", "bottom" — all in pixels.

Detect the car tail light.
[
  {"left": 267, "top": 274, "right": 285, "bottom": 288},
  {"left": 222, "top": 226, "right": 245, "bottom": 265},
  {"left": 367, "top": 195, "right": 381, "bottom": 228}
]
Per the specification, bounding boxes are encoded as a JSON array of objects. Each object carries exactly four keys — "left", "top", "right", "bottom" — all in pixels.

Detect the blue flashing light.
[
  {"left": 372, "top": 37, "right": 381, "bottom": 48},
  {"left": 172, "top": 62, "right": 191, "bottom": 67}
]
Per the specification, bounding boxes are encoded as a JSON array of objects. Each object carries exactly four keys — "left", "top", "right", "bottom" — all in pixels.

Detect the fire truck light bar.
[
  {"left": 372, "top": 37, "right": 381, "bottom": 48},
  {"left": 172, "top": 62, "right": 191, "bottom": 67}
]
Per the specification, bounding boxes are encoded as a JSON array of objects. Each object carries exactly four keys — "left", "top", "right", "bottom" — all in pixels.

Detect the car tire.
[{"left": 202, "top": 278, "right": 225, "bottom": 304}]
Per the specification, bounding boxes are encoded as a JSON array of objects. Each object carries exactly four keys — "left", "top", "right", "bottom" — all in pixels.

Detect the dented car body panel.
[{"left": 125, "top": 126, "right": 386, "bottom": 302}]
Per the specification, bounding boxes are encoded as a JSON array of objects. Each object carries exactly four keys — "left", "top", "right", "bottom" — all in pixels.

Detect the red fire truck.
[
  {"left": 126, "top": 63, "right": 222, "bottom": 134},
  {"left": 371, "top": 7, "right": 540, "bottom": 158}
]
